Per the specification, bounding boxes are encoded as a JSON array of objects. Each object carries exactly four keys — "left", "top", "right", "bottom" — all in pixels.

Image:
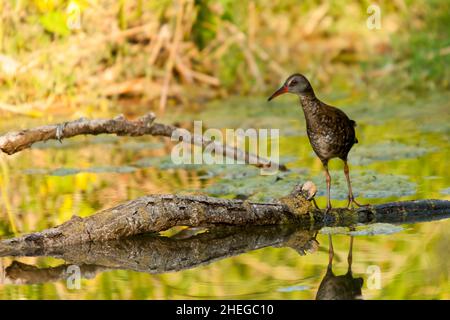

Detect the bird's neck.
[
  {"left": 299, "top": 92, "right": 321, "bottom": 115},
  {"left": 298, "top": 92, "right": 324, "bottom": 131}
]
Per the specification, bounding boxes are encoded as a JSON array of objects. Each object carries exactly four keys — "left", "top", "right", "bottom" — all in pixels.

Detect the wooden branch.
[
  {"left": 0, "top": 182, "right": 448, "bottom": 255},
  {"left": 0, "top": 112, "right": 286, "bottom": 171}
]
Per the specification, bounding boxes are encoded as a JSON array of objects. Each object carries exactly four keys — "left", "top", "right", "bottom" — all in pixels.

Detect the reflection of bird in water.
[
  {"left": 316, "top": 235, "right": 363, "bottom": 300},
  {"left": 268, "top": 74, "right": 367, "bottom": 212}
]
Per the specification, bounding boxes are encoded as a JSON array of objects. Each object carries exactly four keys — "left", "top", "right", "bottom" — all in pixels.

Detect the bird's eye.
[{"left": 289, "top": 80, "right": 298, "bottom": 86}]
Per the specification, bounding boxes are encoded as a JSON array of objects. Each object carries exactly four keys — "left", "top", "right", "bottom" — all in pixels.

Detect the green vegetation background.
[{"left": 0, "top": 0, "right": 448, "bottom": 300}]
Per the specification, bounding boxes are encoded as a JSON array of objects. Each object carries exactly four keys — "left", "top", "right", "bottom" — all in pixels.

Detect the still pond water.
[{"left": 0, "top": 92, "right": 448, "bottom": 299}]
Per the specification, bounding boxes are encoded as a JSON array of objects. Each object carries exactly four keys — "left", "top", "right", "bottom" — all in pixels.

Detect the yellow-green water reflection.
[{"left": 0, "top": 93, "right": 449, "bottom": 299}]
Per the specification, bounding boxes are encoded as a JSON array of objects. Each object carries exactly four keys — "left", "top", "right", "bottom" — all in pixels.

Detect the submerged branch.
[
  {"left": 0, "top": 183, "right": 448, "bottom": 255},
  {"left": 0, "top": 112, "right": 286, "bottom": 171}
]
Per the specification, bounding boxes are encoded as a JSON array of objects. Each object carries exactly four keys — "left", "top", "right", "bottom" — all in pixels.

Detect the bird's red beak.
[{"left": 268, "top": 85, "right": 288, "bottom": 101}]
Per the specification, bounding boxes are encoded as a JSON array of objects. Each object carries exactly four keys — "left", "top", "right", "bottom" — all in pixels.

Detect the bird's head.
[{"left": 267, "top": 74, "right": 313, "bottom": 101}]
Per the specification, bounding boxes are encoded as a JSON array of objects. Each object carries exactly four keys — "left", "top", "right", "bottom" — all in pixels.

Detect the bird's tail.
[{"left": 351, "top": 120, "right": 358, "bottom": 143}]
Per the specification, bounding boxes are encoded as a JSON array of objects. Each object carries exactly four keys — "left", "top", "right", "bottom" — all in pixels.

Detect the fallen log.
[
  {"left": 0, "top": 183, "right": 448, "bottom": 255},
  {"left": 0, "top": 112, "right": 286, "bottom": 171}
]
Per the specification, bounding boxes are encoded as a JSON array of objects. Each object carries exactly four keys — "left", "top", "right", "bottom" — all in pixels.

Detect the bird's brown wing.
[{"left": 322, "top": 102, "right": 359, "bottom": 147}]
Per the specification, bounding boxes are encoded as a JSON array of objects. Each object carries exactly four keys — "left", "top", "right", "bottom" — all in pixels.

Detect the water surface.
[{"left": 0, "top": 92, "right": 448, "bottom": 299}]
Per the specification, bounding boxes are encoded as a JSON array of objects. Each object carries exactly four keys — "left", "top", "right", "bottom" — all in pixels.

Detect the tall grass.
[{"left": 0, "top": 0, "right": 448, "bottom": 115}]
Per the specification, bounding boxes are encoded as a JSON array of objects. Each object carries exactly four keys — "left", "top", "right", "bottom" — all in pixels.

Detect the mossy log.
[{"left": 0, "top": 183, "right": 448, "bottom": 255}]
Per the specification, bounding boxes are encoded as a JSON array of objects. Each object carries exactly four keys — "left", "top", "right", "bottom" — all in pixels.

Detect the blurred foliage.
[
  {"left": 0, "top": 0, "right": 449, "bottom": 300},
  {"left": 367, "top": 0, "right": 450, "bottom": 92},
  {"left": 0, "top": 0, "right": 448, "bottom": 115}
]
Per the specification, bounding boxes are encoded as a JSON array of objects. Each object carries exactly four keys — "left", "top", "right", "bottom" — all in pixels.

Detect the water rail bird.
[{"left": 268, "top": 74, "right": 366, "bottom": 212}]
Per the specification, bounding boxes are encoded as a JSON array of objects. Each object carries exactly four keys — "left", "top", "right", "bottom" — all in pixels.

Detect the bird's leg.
[
  {"left": 328, "top": 234, "right": 334, "bottom": 270},
  {"left": 323, "top": 161, "right": 332, "bottom": 213},
  {"left": 347, "top": 236, "right": 354, "bottom": 274},
  {"left": 343, "top": 160, "right": 367, "bottom": 208}
]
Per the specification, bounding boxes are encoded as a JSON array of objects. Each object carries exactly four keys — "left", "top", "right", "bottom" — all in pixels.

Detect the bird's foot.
[
  {"left": 346, "top": 196, "right": 369, "bottom": 209},
  {"left": 323, "top": 206, "right": 334, "bottom": 225}
]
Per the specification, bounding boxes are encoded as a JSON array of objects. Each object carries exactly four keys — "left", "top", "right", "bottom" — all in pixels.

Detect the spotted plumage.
[{"left": 299, "top": 94, "right": 357, "bottom": 163}]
